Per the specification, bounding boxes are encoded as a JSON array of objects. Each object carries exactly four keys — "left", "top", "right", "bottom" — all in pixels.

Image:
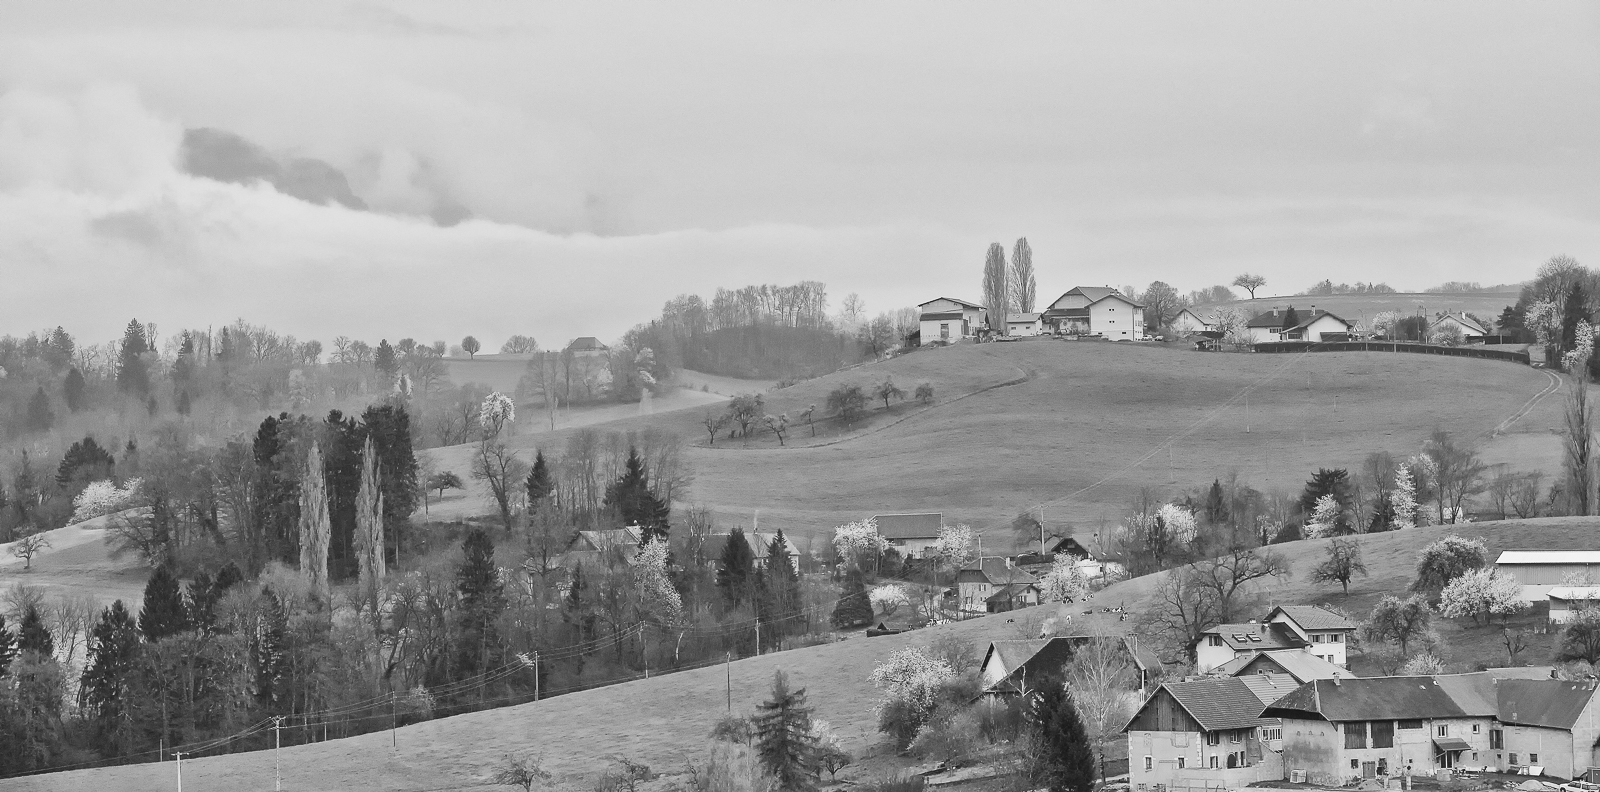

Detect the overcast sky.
[{"left": 3, "top": 2, "right": 1599, "bottom": 349}]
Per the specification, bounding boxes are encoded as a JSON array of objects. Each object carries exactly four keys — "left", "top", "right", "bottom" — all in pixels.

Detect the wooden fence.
[{"left": 1252, "top": 341, "right": 1531, "bottom": 365}]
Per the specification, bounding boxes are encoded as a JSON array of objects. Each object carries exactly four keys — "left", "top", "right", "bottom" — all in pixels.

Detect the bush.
[
  {"left": 927, "top": 633, "right": 981, "bottom": 674},
  {"left": 864, "top": 774, "right": 925, "bottom": 792},
  {"left": 914, "top": 382, "right": 934, "bottom": 404},
  {"left": 71, "top": 478, "right": 142, "bottom": 523},
  {"left": 688, "top": 743, "right": 763, "bottom": 792},
  {"left": 826, "top": 384, "right": 868, "bottom": 423},
  {"left": 911, "top": 709, "right": 984, "bottom": 766},
  {"left": 709, "top": 715, "right": 754, "bottom": 745}
]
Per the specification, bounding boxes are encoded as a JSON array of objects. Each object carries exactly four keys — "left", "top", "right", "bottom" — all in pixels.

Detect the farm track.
[{"left": 1485, "top": 368, "right": 1562, "bottom": 438}]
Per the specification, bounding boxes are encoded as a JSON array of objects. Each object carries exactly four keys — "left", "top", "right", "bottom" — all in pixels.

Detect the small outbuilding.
[
  {"left": 1495, "top": 551, "right": 1600, "bottom": 601},
  {"left": 1547, "top": 587, "right": 1600, "bottom": 623}
]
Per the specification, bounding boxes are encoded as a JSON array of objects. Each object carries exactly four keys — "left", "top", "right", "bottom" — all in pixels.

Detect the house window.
[
  {"left": 1208, "top": 635, "right": 1224, "bottom": 646},
  {"left": 1378, "top": 759, "right": 1389, "bottom": 776},
  {"left": 1261, "top": 727, "right": 1282, "bottom": 742},
  {"left": 1177, "top": 758, "right": 1185, "bottom": 769},
  {"left": 1399, "top": 720, "right": 1423, "bottom": 730},
  {"left": 1206, "top": 732, "right": 1221, "bottom": 746},
  {"left": 1230, "top": 731, "right": 1241, "bottom": 743},
  {"left": 1371, "top": 720, "right": 1394, "bottom": 749},
  {"left": 1145, "top": 757, "right": 1153, "bottom": 771},
  {"left": 1436, "top": 725, "right": 1448, "bottom": 737},
  {"left": 1210, "top": 756, "right": 1219, "bottom": 769},
  {"left": 1345, "top": 722, "right": 1367, "bottom": 749},
  {"left": 1472, "top": 724, "right": 1480, "bottom": 734},
  {"left": 940, "top": 323, "right": 950, "bottom": 340},
  {"left": 1490, "top": 729, "right": 1503, "bottom": 749},
  {"left": 1531, "top": 754, "right": 1539, "bottom": 764},
  {"left": 1330, "top": 634, "right": 1343, "bottom": 643},
  {"left": 1351, "top": 760, "right": 1360, "bottom": 770},
  {"left": 1472, "top": 753, "right": 1478, "bottom": 762},
  {"left": 1510, "top": 754, "right": 1519, "bottom": 766},
  {"left": 1313, "top": 634, "right": 1326, "bottom": 643}
]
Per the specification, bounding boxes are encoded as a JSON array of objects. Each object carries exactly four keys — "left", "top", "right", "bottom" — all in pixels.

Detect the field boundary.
[{"left": 1253, "top": 340, "right": 1532, "bottom": 364}]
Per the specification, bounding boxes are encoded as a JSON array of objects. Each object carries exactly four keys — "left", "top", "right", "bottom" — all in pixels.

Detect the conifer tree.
[
  {"left": 80, "top": 600, "right": 139, "bottom": 749},
  {"left": 355, "top": 436, "right": 386, "bottom": 615},
  {"left": 63, "top": 367, "right": 87, "bottom": 412},
  {"left": 1281, "top": 306, "right": 1300, "bottom": 331},
  {"left": 361, "top": 402, "right": 419, "bottom": 548},
  {"left": 717, "top": 526, "right": 756, "bottom": 606},
  {"left": 525, "top": 451, "right": 555, "bottom": 515},
  {"left": 0, "top": 614, "right": 17, "bottom": 676},
  {"left": 1203, "top": 479, "right": 1229, "bottom": 526},
  {"left": 753, "top": 670, "right": 818, "bottom": 791},
  {"left": 374, "top": 339, "right": 399, "bottom": 383},
  {"left": 830, "top": 567, "right": 874, "bottom": 628},
  {"left": 116, "top": 319, "right": 151, "bottom": 397},
  {"left": 252, "top": 587, "right": 290, "bottom": 712},
  {"left": 139, "top": 566, "right": 188, "bottom": 641},
  {"left": 18, "top": 605, "right": 53, "bottom": 658},
  {"left": 603, "top": 447, "right": 670, "bottom": 542},
  {"left": 1031, "top": 678, "right": 1096, "bottom": 792},
  {"left": 299, "top": 441, "right": 332, "bottom": 601},
  {"left": 457, "top": 528, "right": 507, "bottom": 677},
  {"left": 761, "top": 531, "right": 802, "bottom": 640},
  {"left": 26, "top": 387, "right": 53, "bottom": 434}
]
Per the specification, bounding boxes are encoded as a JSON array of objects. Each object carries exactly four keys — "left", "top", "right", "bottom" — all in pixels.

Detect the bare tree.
[
  {"left": 474, "top": 442, "right": 528, "bottom": 533},
  {"left": 763, "top": 413, "right": 791, "bottom": 446},
  {"left": 9, "top": 532, "right": 51, "bottom": 570},
  {"left": 1232, "top": 273, "right": 1266, "bottom": 299},
  {"left": 1140, "top": 568, "right": 1223, "bottom": 664},
  {"left": 1010, "top": 237, "right": 1037, "bottom": 313},
  {"left": 1140, "top": 281, "right": 1189, "bottom": 331},
  {"left": 981, "top": 242, "right": 1009, "bottom": 336},
  {"left": 1510, "top": 472, "right": 1545, "bottom": 518},
  {"left": 701, "top": 410, "right": 729, "bottom": 445},
  {"left": 1064, "top": 633, "right": 1140, "bottom": 770},
  {"left": 1425, "top": 430, "right": 1488, "bottom": 522},
  {"left": 490, "top": 754, "right": 551, "bottom": 792},
  {"left": 1186, "top": 548, "right": 1291, "bottom": 623},
  {"left": 840, "top": 293, "right": 866, "bottom": 329},
  {"left": 1310, "top": 537, "right": 1367, "bottom": 596}
]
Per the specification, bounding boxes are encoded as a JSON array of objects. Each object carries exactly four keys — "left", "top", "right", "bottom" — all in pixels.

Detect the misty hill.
[{"left": 181, "top": 128, "right": 368, "bottom": 210}]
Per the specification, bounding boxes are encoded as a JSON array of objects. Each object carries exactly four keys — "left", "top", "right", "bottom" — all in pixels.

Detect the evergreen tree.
[
  {"left": 355, "top": 435, "right": 386, "bottom": 615},
  {"left": 457, "top": 528, "right": 508, "bottom": 678},
  {"left": 299, "top": 440, "right": 332, "bottom": 601},
  {"left": 324, "top": 409, "right": 366, "bottom": 580},
  {"left": 11, "top": 452, "right": 38, "bottom": 527},
  {"left": 829, "top": 567, "right": 874, "bottom": 628},
  {"left": 0, "top": 614, "right": 17, "bottom": 676},
  {"left": 361, "top": 402, "right": 418, "bottom": 557},
  {"left": 116, "top": 319, "right": 151, "bottom": 397},
  {"left": 716, "top": 527, "right": 756, "bottom": 606},
  {"left": 252, "top": 413, "right": 304, "bottom": 568},
  {"left": 760, "top": 531, "right": 802, "bottom": 637},
  {"left": 172, "top": 332, "right": 195, "bottom": 384},
  {"left": 79, "top": 600, "right": 139, "bottom": 749},
  {"left": 525, "top": 451, "right": 555, "bottom": 514},
  {"left": 175, "top": 388, "right": 192, "bottom": 416},
  {"left": 138, "top": 566, "right": 188, "bottom": 641},
  {"left": 374, "top": 339, "right": 399, "bottom": 382},
  {"left": 1298, "top": 468, "right": 1353, "bottom": 531},
  {"left": 1031, "top": 677, "right": 1096, "bottom": 792},
  {"left": 1203, "top": 479, "right": 1229, "bottom": 526},
  {"left": 46, "top": 325, "right": 75, "bottom": 370},
  {"left": 56, "top": 436, "right": 115, "bottom": 488},
  {"left": 1368, "top": 492, "right": 1397, "bottom": 532},
  {"left": 63, "top": 367, "right": 87, "bottom": 412},
  {"left": 1281, "top": 306, "right": 1300, "bottom": 330},
  {"left": 603, "top": 447, "right": 670, "bottom": 542},
  {"left": 251, "top": 587, "right": 290, "bottom": 712},
  {"left": 752, "top": 670, "right": 818, "bottom": 791},
  {"left": 185, "top": 570, "right": 218, "bottom": 630},
  {"left": 563, "top": 563, "right": 593, "bottom": 641},
  {"left": 1564, "top": 282, "right": 1592, "bottom": 356},
  {"left": 26, "top": 387, "right": 53, "bottom": 434},
  {"left": 18, "top": 605, "right": 53, "bottom": 658}
]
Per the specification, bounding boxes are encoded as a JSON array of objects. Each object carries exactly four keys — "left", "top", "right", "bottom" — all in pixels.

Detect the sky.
[{"left": 3, "top": 2, "right": 1599, "bottom": 350}]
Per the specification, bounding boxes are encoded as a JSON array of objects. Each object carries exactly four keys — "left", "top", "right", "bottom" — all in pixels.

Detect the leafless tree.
[
  {"left": 1064, "top": 633, "right": 1140, "bottom": 772},
  {"left": 1510, "top": 472, "right": 1545, "bottom": 518},
  {"left": 763, "top": 413, "right": 790, "bottom": 446},
  {"left": 1232, "top": 273, "right": 1266, "bottom": 299},
  {"left": 490, "top": 754, "right": 551, "bottom": 792},
  {"left": 701, "top": 410, "right": 729, "bottom": 445},
  {"left": 1140, "top": 568, "right": 1222, "bottom": 664},
  {"left": 839, "top": 293, "right": 867, "bottom": 329},
  {"left": 474, "top": 441, "right": 528, "bottom": 533},
  {"left": 1424, "top": 429, "right": 1488, "bottom": 522},
  {"left": 10, "top": 532, "right": 51, "bottom": 569},
  {"left": 1140, "top": 281, "right": 1189, "bottom": 330},
  {"left": 1186, "top": 547, "right": 1291, "bottom": 623},
  {"left": 1010, "top": 237, "right": 1037, "bottom": 313},
  {"left": 1310, "top": 537, "right": 1367, "bottom": 596},
  {"left": 1503, "top": 627, "right": 1529, "bottom": 665},
  {"left": 981, "top": 242, "right": 1009, "bottom": 335}
]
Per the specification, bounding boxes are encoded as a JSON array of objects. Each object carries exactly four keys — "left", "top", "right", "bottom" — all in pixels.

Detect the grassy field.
[
  {"left": 24, "top": 515, "right": 1600, "bottom": 792},
  {"left": 425, "top": 339, "right": 1568, "bottom": 544},
  {"left": 1193, "top": 291, "right": 1520, "bottom": 328},
  {"left": 0, "top": 512, "right": 146, "bottom": 607}
]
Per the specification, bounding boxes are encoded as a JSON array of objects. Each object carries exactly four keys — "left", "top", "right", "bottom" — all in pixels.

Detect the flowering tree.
[
  {"left": 1525, "top": 300, "right": 1561, "bottom": 350},
  {"left": 1390, "top": 465, "right": 1418, "bottom": 530},
  {"left": 71, "top": 478, "right": 142, "bottom": 523},
  {"left": 832, "top": 519, "right": 888, "bottom": 570},
  {"left": 1117, "top": 503, "right": 1198, "bottom": 571},
  {"left": 479, "top": 391, "right": 516, "bottom": 439},
  {"left": 1040, "top": 555, "right": 1091, "bottom": 602},
  {"left": 1370, "top": 311, "right": 1399, "bottom": 339},
  {"left": 869, "top": 646, "right": 955, "bottom": 746},
  {"left": 634, "top": 538, "right": 682, "bottom": 626},
  {"left": 869, "top": 584, "right": 909, "bottom": 615},
  {"left": 1303, "top": 494, "right": 1341, "bottom": 539},
  {"left": 934, "top": 524, "right": 975, "bottom": 580},
  {"left": 1399, "top": 653, "right": 1448, "bottom": 675},
  {"left": 1412, "top": 534, "right": 1488, "bottom": 593},
  {"left": 1438, "top": 567, "right": 1526, "bottom": 625}
]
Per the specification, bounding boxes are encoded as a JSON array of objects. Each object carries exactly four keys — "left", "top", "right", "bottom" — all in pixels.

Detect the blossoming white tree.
[
  {"left": 1438, "top": 567, "right": 1526, "bottom": 626},
  {"left": 1390, "top": 465, "right": 1418, "bottom": 530},
  {"left": 1303, "top": 494, "right": 1341, "bottom": 540},
  {"left": 1040, "top": 554, "right": 1091, "bottom": 602},
  {"left": 71, "top": 478, "right": 142, "bottom": 523},
  {"left": 1116, "top": 503, "right": 1199, "bottom": 568},
  {"left": 933, "top": 524, "right": 975, "bottom": 582},
  {"left": 634, "top": 538, "right": 682, "bottom": 625},
  {"left": 869, "top": 646, "right": 955, "bottom": 739},
  {"left": 869, "top": 584, "right": 909, "bottom": 615},
  {"left": 479, "top": 391, "right": 516, "bottom": 438},
  {"left": 833, "top": 519, "right": 889, "bottom": 570}
]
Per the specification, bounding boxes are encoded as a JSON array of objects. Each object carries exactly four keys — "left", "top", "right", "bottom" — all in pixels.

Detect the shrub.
[
  {"left": 1400, "top": 653, "right": 1448, "bottom": 675},
  {"left": 864, "top": 773, "right": 926, "bottom": 792},
  {"left": 709, "top": 715, "right": 754, "bottom": 745},
  {"left": 690, "top": 742, "right": 763, "bottom": 792},
  {"left": 914, "top": 382, "right": 934, "bottom": 404},
  {"left": 826, "top": 384, "right": 868, "bottom": 423},
  {"left": 926, "top": 633, "right": 980, "bottom": 674},
  {"left": 1412, "top": 534, "right": 1488, "bottom": 594},
  {"left": 911, "top": 708, "right": 984, "bottom": 767}
]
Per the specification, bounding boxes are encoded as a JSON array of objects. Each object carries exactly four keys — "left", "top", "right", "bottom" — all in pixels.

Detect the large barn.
[{"left": 1494, "top": 551, "right": 1600, "bottom": 601}]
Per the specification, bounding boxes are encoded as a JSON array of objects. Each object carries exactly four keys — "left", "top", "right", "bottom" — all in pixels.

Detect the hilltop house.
[
  {"left": 1266, "top": 605, "right": 1359, "bottom": 667},
  {"left": 566, "top": 336, "right": 610, "bottom": 357},
  {"left": 1494, "top": 551, "right": 1600, "bottom": 601},
  {"left": 980, "top": 636, "right": 1163, "bottom": 697},
  {"left": 1040, "top": 287, "right": 1147, "bottom": 340},
  {"left": 918, "top": 298, "right": 989, "bottom": 345},
  {"left": 1125, "top": 677, "right": 1283, "bottom": 790},
  {"left": 1245, "top": 308, "right": 1356, "bottom": 344},
  {"left": 1170, "top": 308, "right": 1214, "bottom": 335},
  {"left": 1433, "top": 312, "right": 1489, "bottom": 342},
  {"left": 701, "top": 531, "right": 802, "bottom": 571},
  {"left": 1006, "top": 313, "right": 1044, "bottom": 336},
  {"left": 1210, "top": 649, "right": 1360, "bottom": 685},
  {"left": 955, "top": 557, "right": 1040, "bottom": 614},
  {"left": 1194, "top": 622, "right": 1308, "bottom": 674},
  {"left": 872, "top": 513, "right": 943, "bottom": 558}
]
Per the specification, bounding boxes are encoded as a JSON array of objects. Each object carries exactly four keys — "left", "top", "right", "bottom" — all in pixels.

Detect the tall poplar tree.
[
  {"left": 299, "top": 441, "right": 332, "bottom": 601},
  {"left": 981, "top": 243, "right": 1009, "bottom": 335},
  {"left": 355, "top": 436, "right": 385, "bottom": 615},
  {"left": 1010, "top": 237, "right": 1037, "bottom": 313}
]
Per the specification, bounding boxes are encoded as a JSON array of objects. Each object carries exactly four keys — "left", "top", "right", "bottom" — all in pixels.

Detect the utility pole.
[
  {"left": 1038, "top": 506, "right": 1046, "bottom": 557},
  {"left": 390, "top": 692, "right": 397, "bottom": 748},
  {"left": 725, "top": 651, "right": 732, "bottom": 712},
  {"left": 273, "top": 717, "right": 284, "bottom": 792},
  {"left": 533, "top": 651, "right": 540, "bottom": 701},
  {"left": 755, "top": 622, "right": 761, "bottom": 656},
  {"left": 174, "top": 751, "right": 184, "bottom": 792}
]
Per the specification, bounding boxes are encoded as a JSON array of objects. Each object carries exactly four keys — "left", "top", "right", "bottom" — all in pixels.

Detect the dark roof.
[
  {"left": 567, "top": 336, "right": 608, "bottom": 351},
  {"left": 1434, "top": 737, "right": 1473, "bottom": 752},
  {"left": 1199, "top": 622, "right": 1307, "bottom": 651},
  {"left": 987, "top": 636, "right": 1157, "bottom": 696},
  {"left": 1498, "top": 678, "right": 1598, "bottom": 729},
  {"left": 1247, "top": 309, "right": 1354, "bottom": 332},
  {"left": 959, "top": 557, "right": 1038, "bottom": 586},
  {"left": 1042, "top": 307, "right": 1091, "bottom": 319},
  {"left": 1089, "top": 292, "right": 1144, "bottom": 309},
  {"left": 1247, "top": 309, "right": 1296, "bottom": 328},
  {"left": 917, "top": 297, "right": 984, "bottom": 309},
  {"left": 700, "top": 532, "right": 795, "bottom": 562},
  {"left": 1212, "top": 650, "right": 1360, "bottom": 683},
  {"left": 1265, "top": 676, "right": 1478, "bottom": 722},
  {"left": 1048, "top": 537, "right": 1094, "bottom": 559},
  {"left": 872, "top": 513, "right": 942, "bottom": 539},
  {"left": 1159, "top": 677, "right": 1273, "bottom": 732},
  {"left": 1269, "top": 605, "right": 1358, "bottom": 632},
  {"left": 986, "top": 583, "right": 1040, "bottom": 602},
  {"left": 1066, "top": 286, "right": 1120, "bottom": 303}
]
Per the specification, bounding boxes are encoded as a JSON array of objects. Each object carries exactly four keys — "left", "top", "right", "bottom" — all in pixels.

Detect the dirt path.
[{"left": 1484, "top": 368, "right": 1562, "bottom": 437}]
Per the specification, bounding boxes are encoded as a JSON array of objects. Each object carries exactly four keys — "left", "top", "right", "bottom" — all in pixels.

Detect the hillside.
[
  {"left": 424, "top": 339, "right": 1567, "bottom": 543},
  {"left": 1194, "top": 291, "right": 1519, "bottom": 328},
  {"left": 0, "top": 512, "right": 147, "bottom": 607},
  {"left": 23, "top": 516, "right": 1600, "bottom": 792}
]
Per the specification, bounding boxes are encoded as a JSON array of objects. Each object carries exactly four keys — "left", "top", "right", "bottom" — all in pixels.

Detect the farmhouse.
[
  {"left": 955, "top": 557, "right": 1039, "bottom": 614},
  {"left": 1194, "top": 621, "right": 1308, "bottom": 674},
  {"left": 1245, "top": 307, "right": 1356, "bottom": 344},
  {"left": 1125, "top": 676, "right": 1283, "bottom": 791},
  {"left": 918, "top": 297, "right": 988, "bottom": 346},
  {"left": 1494, "top": 551, "right": 1600, "bottom": 602},
  {"left": 1040, "top": 287, "right": 1147, "bottom": 340},
  {"left": 1266, "top": 605, "right": 1358, "bottom": 667},
  {"left": 701, "top": 531, "right": 802, "bottom": 570},
  {"left": 1433, "top": 312, "right": 1489, "bottom": 341},
  {"left": 566, "top": 336, "right": 610, "bottom": 357},
  {"left": 980, "top": 636, "right": 1162, "bottom": 696},
  {"left": 1006, "top": 313, "right": 1044, "bottom": 336},
  {"left": 1210, "top": 649, "right": 1360, "bottom": 685},
  {"left": 561, "top": 526, "right": 644, "bottom": 568},
  {"left": 1547, "top": 586, "right": 1600, "bottom": 623},
  {"left": 1013, "top": 536, "right": 1111, "bottom": 579},
  {"left": 871, "top": 512, "right": 943, "bottom": 558},
  {"left": 1170, "top": 308, "right": 1213, "bottom": 335}
]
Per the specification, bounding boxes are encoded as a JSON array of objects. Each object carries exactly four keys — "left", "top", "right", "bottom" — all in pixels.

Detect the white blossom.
[
  {"left": 1390, "top": 465, "right": 1418, "bottom": 530},
  {"left": 1303, "top": 494, "right": 1341, "bottom": 539},
  {"left": 71, "top": 478, "right": 143, "bottom": 523},
  {"left": 634, "top": 538, "right": 682, "bottom": 626},
  {"left": 934, "top": 524, "right": 975, "bottom": 567},
  {"left": 1525, "top": 300, "right": 1561, "bottom": 348},
  {"left": 833, "top": 519, "right": 889, "bottom": 566},
  {"left": 869, "top": 647, "right": 954, "bottom": 719},
  {"left": 478, "top": 391, "right": 516, "bottom": 437},
  {"left": 1158, "top": 503, "right": 1198, "bottom": 546},
  {"left": 1438, "top": 568, "right": 1526, "bottom": 623},
  {"left": 1564, "top": 322, "right": 1596, "bottom": 371},
  {"left": 869, "top": 584, "right": 910, "bottom": 615},
  {"left": 1040, "top": 554, "right": 1091, "bottom": 602}
]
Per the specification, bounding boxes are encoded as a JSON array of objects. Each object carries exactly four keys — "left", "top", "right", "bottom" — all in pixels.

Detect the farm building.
[
  {"left": 1245, "top": 307, "right": 1356, "bottom": 344},
  {"left": 1040, "top": 287, "right": 1147, "bottom": 340},
  {"left": 980, "top": 636, "right": 1162, "bottom": 696},
  {"left": 955, "top": 557, "right": 1039, "bottom": 614},
  {"left": 1547, "top": 587, "right": 1600, "bottom": 623},
  {"left": 1005, "top": 313, "right": 1044, "bottom": 336},
  {"left": 871, "top": 512, "right": 943, "bottom": 558},
  {"left": 1210, "top": 649, "right": 1360, "bottom": 685},
  {"left": 561, "top": 526, "right": 644, "bottom": 568},
  {"left": 1432, "top": 312, "right": 1489, "bottom": 342},
  {"left": 700, "top": 531, "right": 802, "bottom": 571},
  {"left": 1170, "top": 308, "right": 1213, "bottom": 334},
  {"left": 917, "top": 297, "right": 988, "bottom": 346},
  {"left": 1013, "top": 536, "right": 1112, "bottom": 578},
  {"left": 1266, "top": 605, "right": 1359, "bottom": 667},
  {"left": 1195, "top": 621, "right": 1308, "bottom": 674},
  {"left": 1124, "top": 676, "right": 1284, "bottom": 791},
  {"left": 1494, "top": 551, "right": 1600, "bottom": 601}
]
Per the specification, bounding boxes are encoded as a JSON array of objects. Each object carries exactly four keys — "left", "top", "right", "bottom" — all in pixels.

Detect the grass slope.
[
  {"left": 31, "top": 517, "right": 1600, "bottom": 792},
  {"left": 427, "top": 340, "right": 1565, "bottom": 542},
  {"left": 0, "top": 512, "right": 147, "bottom": 607}
]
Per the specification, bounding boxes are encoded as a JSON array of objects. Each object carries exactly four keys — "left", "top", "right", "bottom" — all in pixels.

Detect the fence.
[{"left": 1252, "top": 340, "right": 1531, "bottom": 365}]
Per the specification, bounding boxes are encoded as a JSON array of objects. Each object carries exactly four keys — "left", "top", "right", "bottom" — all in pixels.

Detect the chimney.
[{"left": 1333, "top": 672, "right": 1341, "bottom": 686}]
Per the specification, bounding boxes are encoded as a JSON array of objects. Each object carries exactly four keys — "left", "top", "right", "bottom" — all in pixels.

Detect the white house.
[
  {"left": 1194, "top": 621, "right": 1309, "bottom": 675},
  {"left": 1040, "top": 287, "right": 1147, "bottom": 340},
  {"left": 1432, "top": 312, "right": 1489, "bottom": 341},
  {"left": 955, "top": 557, "right": 1039, "bottom": 614},
  {"left": 1170, "top": 308, "right": 1213, "bottom": 334},
  {"left": 918, "top": 298, "right": 988, "bottom": 346},
  {"left": 1266, "top": 605, "right": 1359, "bottom": 667},
  {"left": 871, "top": 512, "right": 943, "bottom": 558},
  {"left": 1244, "top": 307, "right": 1356, "bottom": 344},
  {"left": 1124, "top": 677, "right": 1283, "bottom": 791},
  {"left": 566, "top": 336, "right": 610, "bottom": 357},
  {"left": 1005, "top": 313, "right": 1043, "bottom": 336},
  {"left": 1495, "top": 551, "right": 1600, "bottom": 602},
  {"left": 1547, "top": 587, "right": 1600, "bottom": 623}
]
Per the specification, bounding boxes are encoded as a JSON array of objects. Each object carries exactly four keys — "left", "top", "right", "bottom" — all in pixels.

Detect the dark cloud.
[{"left": 182, "top": 128, "right": 366, "bottom": 210}]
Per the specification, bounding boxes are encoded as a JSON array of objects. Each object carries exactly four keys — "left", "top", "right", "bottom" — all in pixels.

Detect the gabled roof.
[
  {"left": 701, "top": 531, "right": 797, "bottom": 562},
  {"left": 989, "top": 636, "right": 1161, "bottom": 696},
  {"left": 1290, "top": 310, "right": 1354, "bottom": 331},
  {"left": 1198, "top": 622, "right": 1307, "bottom": 651},
  {"left": 1498, "top": 678, "right": 1598, "bottom": 729},
  {"left": 1239, "top": 673, "right": 1303, "bottom": 707},
  {"left": 1268, "top": 605, "right": 1358, "bottom": 633},
  {"left": 872, "top": 513, "right": 943, "bottom": 539},
  {"left": 567, "top": 336, "right": 608, "bottom": 351},
  {"left": 986, "top": 583, "right": 1041, "bottom": 602},
  {"left": 1007, "top": 313, "right": 1042, "bottom": 323},
  {"left": 1154, "top": 677, "right": 1273, "bottom": 732},
  {"left": 1088, "top": 292, "right": 1144, "bottom": 309},
  {"left": 1246, "top": 309, "right": 1295, "bottom": 328},
  {"left": 960, "top": 557, "right": 1038, "bottom": 586},
  {"left": 1212, "top": 650, "right": 1359, "bottom": 683},
  {"left": 918, "top": 297, "right": 985, "bottom": 309},
  {"left": 983, "top": 639, "right": 1051, "bottom": 676},
  {"left": 1265, "top": 676, "right": 1470, "bottom": 722},
  {"left": 1497, "top": 550, "right": 1600, "bottom": 565},
  {"left": 1549, "top": 586, "right": 1600, "bottom": 601},
  {"left": 1065, "top": 286, "right": 1120, "bottom": 303},
  {"left": 570, "top": 527, "right": 643, "bottom": 551},
  {"left": 1436, "top": 312, "right": 1489, "bottom": 335}
]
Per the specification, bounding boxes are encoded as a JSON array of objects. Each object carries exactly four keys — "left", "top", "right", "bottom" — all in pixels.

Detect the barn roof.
[
  {"left": 566, "top": 336, "right": 608, "bottom": 351},
  {"left": 960, "top": 557, "right": 1038, "bottom": 586},
  {"left": 1268, "top": 605, "right": 1358, "bottom": 632},
  {"left": 917, "top": 297, "right": 985, "bottom": 309},
  {"left": 1155, "top": 677, "right": 1273, "bottom": 732},
  {"left": 1211, "top": 650, "right": 1359, "bottom": 683},
  {"left": 872, "top": 513, "right": 943, "bottom": 539},
  {"left": 1498, "top": 678, "right": 1598, "bottom": 729},
  {"left": 1549, "top": 586, "right": 1600, "bottom": 601},
  {"left": 1199, "top": 622, "right": 1306, "bottom": 651},
  {"left": 1497, "top": 551, "right": 1600, "bottom": 565}
]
